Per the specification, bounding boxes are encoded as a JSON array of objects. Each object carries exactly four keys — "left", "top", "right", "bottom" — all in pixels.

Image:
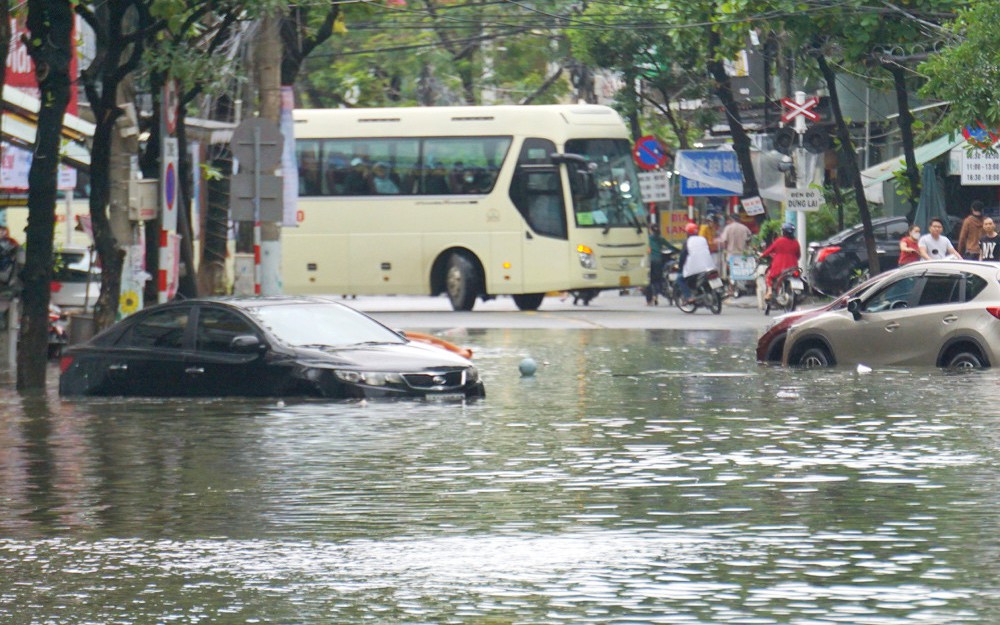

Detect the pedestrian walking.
[
  {"left": 980, "top": 217, "right": 1000, "bottom": 261},
  {"left": 957, "top": 200, "right": 985, "bottom": 260},
  {"left": 898, "top": 224, "right": 921, "bottom": 266}
]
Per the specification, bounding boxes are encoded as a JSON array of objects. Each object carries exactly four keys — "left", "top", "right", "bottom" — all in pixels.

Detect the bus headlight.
[{"left": 577, "top": 244, "right": 596, "bottom": 269}]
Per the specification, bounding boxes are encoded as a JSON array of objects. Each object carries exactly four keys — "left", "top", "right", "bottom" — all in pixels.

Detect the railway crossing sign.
[{"left": 780, "top": 96, "right": 819, "bottom": 123}]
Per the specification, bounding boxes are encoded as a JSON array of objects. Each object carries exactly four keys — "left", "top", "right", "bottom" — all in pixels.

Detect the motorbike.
[
  {"left": 764, "top": 264, "right": 807, "bottom": 315},
  {"left": 48, "top": 303, "right": 68, "bottom": 358},
  {"left": 676, "top": 269, "right": 725, "bottom": 315},
  {"left": 645, "top": 242, "right": 681, "bottom": 306},
  {"left": 726, "top": 253, "right": 758, "bottom": 299}
]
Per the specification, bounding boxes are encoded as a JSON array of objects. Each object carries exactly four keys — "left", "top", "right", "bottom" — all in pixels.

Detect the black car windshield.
[{"left": 250, "top": 303, "right": 406, "bottom": 347}]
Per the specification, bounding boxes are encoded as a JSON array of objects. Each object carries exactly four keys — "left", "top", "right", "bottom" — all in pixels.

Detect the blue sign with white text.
[{"left": 676, "top": 150, "right": 744, "bottom": 197}]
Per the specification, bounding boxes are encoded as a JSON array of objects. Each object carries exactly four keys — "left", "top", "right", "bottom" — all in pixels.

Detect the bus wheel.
[
  {"left": 446, "top": 253, "right": 480, "bottom": 311},
  {"left": 512, "top": 293, "right": 545, "bottom": 311}
]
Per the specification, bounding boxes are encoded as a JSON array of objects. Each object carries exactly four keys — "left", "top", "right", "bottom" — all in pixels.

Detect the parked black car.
[
  {"left": 807, "top": 216, "right": 961, "bottom": 296},
  {"left": 59, "top": 296, "right": 485, "bottom": 400}
]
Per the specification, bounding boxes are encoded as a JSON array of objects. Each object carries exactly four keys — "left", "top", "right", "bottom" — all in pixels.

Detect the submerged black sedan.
[{"left": 59, "top": 296, "right": 485, "bottom": 400}]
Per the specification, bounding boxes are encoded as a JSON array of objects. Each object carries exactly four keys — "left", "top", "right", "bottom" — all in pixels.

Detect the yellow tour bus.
[{"left": 287, "top": 104, "right": 649, "bottom": 310}]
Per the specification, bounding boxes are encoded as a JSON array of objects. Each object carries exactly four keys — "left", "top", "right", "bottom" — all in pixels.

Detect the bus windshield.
[{"left": 566, "top": 138, "right": 644, "bottom": 230}]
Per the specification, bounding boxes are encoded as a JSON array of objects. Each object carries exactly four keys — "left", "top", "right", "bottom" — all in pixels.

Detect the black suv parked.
[{"left": 807, "top": 216, "right": 960, "bottom": 296}]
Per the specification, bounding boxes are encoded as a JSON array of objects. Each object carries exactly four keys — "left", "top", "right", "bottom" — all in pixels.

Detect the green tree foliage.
[
  {"left": 296, "top": 1, "right": 575, "bottom": 108},
  {"left": 920, "top": 1, "right": 1000, "bottom": 131},
  {"left": 566, "top": 2, "right": 707, "bottom": 147}
]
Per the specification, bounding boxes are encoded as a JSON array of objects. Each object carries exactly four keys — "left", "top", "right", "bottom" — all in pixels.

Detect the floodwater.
[{"left": 2, "top": 328, "right": 1000, "bottom": 624}]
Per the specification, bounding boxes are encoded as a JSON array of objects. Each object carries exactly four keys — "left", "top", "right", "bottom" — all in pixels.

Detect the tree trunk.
[
  {"left": 707, "top": 29, "right": 764, "bottom": 220},
  {"left": 174, "top": 107, "right": 199, "bottom": 298},
  {"left": 885, "top": 62, "right": 921, "bottom": 222},
  {"left": 19, "top": 0, "right": 72, "bottom": 390},
  {"left": 78, "top": 0, "right": 150, "bottom": 331},
  {"left": 89, "top": 111, "right": 126, "bottom": 331},
  {"left": 815, "top": 50, "right": 880, "bottom": 276}
]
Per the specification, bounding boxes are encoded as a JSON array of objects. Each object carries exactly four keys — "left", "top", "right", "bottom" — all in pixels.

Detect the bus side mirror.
[
  {"left": 571, "top": 168, "right": 598, "bottom": 200},
  {"left": 550, "top": 153, "right": 598, "bottom": 200}
]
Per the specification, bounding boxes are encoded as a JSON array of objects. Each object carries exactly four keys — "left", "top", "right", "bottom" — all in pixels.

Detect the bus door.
[{"left": 509, "top": 139, "right": 570, "bottom": 293}]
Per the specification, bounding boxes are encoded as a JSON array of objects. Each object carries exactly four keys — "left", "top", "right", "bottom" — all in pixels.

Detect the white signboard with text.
[
  {"left": 637, "top": 171, "right": 671, "bottom": 203},
  {"left": 786, "top": 188, "right": 823, "bottom": 212},
  {"left": 741, "top": 195, "right": 765, "bottom": 216},
  {"left": 961, "top": 148, "right": 1000, "bottom": 185}
]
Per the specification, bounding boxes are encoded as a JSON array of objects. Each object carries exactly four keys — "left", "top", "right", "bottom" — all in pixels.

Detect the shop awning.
[
  {"left": 1, "top": 85, "right": 94, "bottom": 171},
  {"left": 860, "top": 133, "right": 963, "bottom": 204}
]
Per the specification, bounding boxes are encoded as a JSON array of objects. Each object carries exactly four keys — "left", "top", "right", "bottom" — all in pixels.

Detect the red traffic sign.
[
  {"left": 632, "top": 135, "right": 670, "bottom": 171},
  {"left": 163, "top": 80, "right": 179, "bottom": 136},
  {"left": 780, "top": 97, "right": 819, "bottom": 123}
]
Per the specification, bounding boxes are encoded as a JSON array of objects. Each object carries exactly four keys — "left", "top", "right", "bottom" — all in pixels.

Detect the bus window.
[
  {"left": 565, "top": 138, "right": 644, "bottom": 230},
  {"left": 421, "top": 137, "right": 511, "bottom": 194},
  {"left": 296, "top": 141, "right": 323, "bottom": 196},
  {"left": 510, "top": 138, "right": 567, "bottom": 239},
  {"left": 315, "top": 138, "right": 418, "bottom": 196}
]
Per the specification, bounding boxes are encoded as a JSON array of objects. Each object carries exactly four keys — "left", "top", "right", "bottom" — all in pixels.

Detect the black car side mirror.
[
  {"left": 230, "top": 334, "right": 264, "bottom": 354},
  {"left": 847, "top": 297, "right": 863, "bottom": 321}
]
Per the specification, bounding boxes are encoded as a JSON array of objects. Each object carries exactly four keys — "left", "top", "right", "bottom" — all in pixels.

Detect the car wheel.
[
  {"left": 512, "top": 293, "right": 545, "bottom": 311},
  {"left": 945, "top": 349, "right": 985, "bottom": 370},
  {"left": 798, "top": 345, "right": 833, "bottom": 368},
  {"left": 446, "top": 253, "right": 481, "bottom": 311},
  {"left": 765, "top": 336, "right": 786, "bottom": 363}
]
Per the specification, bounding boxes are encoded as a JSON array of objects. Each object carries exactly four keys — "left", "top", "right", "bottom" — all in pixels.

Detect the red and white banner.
[{"left": 5, "top": 15, "right": 82, "bottom": 114}]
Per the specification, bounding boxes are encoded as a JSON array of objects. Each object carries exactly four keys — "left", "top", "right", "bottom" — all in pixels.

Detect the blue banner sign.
[{"left": 676, "top": 150, "right": 744, "bottom": 197}]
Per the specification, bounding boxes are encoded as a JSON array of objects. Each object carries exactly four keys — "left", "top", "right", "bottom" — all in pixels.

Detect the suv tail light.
[
  {"left": 59, "top": 355, "right": 75, "bottom": 374},
  {"left": 987, "top": 307, "right": 1000, "bottom": 320},
  {"left": 816, "top": 246, "right": 841, "bottom": 264}
]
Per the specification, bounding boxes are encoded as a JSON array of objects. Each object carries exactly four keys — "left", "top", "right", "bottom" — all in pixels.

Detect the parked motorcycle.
[
  {"left": 764, "top": 265, "right": 806, "bottom": 315},
  {"left": 48, "top": 304, "right": 68, "bottom": 358},
  {"left": 676, "top": 269, "right": 725, "bottom": 314}
]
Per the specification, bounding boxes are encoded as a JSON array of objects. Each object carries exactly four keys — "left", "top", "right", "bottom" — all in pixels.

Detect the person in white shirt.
[
  {"left": 678, "top": 221, "right": 716, "bottom": 303},
  {"left": 918, "top": 217, "right": 961, "bottom": 260}
]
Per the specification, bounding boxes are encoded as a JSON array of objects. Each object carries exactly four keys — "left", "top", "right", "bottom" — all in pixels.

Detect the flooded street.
[{"left": 3, "top": 327, "right": 1000, "bottom": 623}]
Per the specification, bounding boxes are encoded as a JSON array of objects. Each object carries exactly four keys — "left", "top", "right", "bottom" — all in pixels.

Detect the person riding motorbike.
[
  {"left": 678, "top": 221, "right": 716, "bottom": 304},
  {"left": 761, "top": 222, "right": 801, "bottom": 302}
]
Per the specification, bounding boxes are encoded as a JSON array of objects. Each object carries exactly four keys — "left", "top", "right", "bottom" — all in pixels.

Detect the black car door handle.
[{"left": 185, "top": 367, "right": 205, "bottom": 375}]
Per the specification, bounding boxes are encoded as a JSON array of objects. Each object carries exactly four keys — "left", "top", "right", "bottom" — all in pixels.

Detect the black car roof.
[{"left": 822, "top": 216, "right": 906, "bottom": 245}]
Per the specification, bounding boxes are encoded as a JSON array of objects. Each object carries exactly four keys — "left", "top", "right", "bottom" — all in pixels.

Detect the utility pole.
[{"left": 257, "top": 11, "right": 283, "bottom": 295}]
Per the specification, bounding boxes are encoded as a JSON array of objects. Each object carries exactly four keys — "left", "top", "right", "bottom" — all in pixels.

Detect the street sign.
[
  {"left": 161, "top": 137, "right": 179, "bottom": 231},
  {"left": 231, "top": 118, "right": 283, "bottom": 170},
  {"left": 632, "top": 135, "right": 670, "bottom": 171},
  {"left": 741, "top": 195, "right": 765, "bottom": 216},
  {"left": 786, "top": 188, "right": 823, "bottom": 211},
  {"left": 675, "top": 150, "right": 743, "bottom": 197},
  {"left": 780, "top": 96, "right": 819, "bottom": 123},
  {"left": 163, "top": 80, "right": 179, "bottom": 136},
  {"left": 637, "top": 171, "right": 671, "bottom": 203},
  {"left": 230, "top": 173, "right": 284, "bottom": 221}
]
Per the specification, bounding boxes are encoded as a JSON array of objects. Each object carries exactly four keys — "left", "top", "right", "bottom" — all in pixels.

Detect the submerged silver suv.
[{"left": 783, "top": 260, "right": 1000, "bottom": 369}]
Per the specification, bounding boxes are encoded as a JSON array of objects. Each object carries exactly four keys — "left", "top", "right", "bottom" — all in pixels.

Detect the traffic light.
[
  {"left": 773, "top": 127, "right": 796, "bottom": 154},
  {"left": 803, "top": 125, "right": 831, "bottom": 154}
]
